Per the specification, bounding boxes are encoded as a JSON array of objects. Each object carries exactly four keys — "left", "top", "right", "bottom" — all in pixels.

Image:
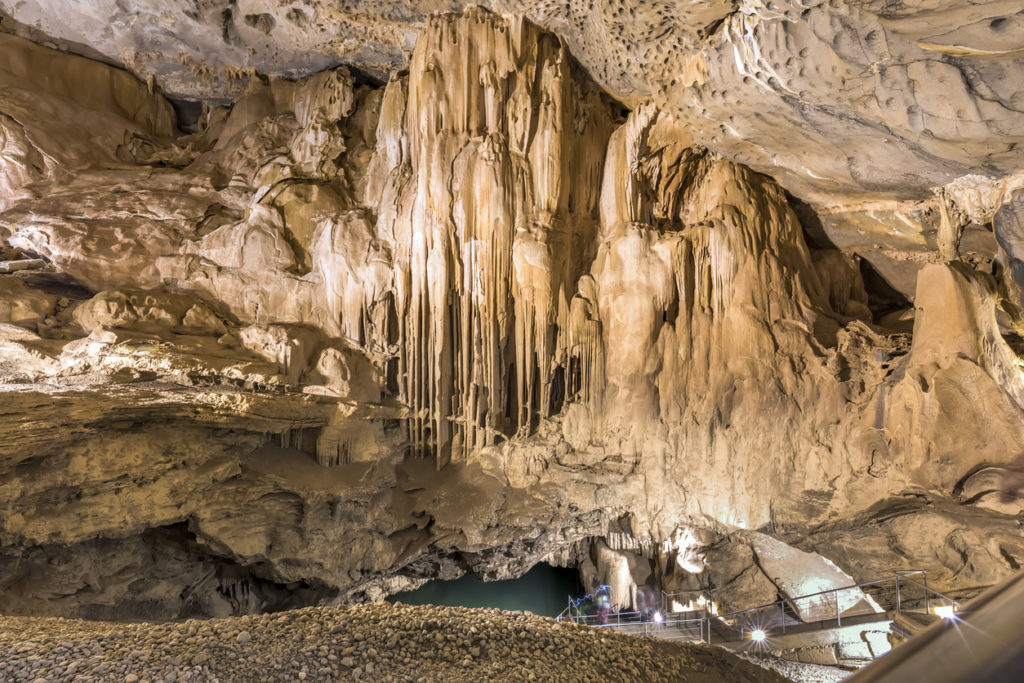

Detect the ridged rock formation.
[{"left": 0, "top": 6, "right": 1023, "bottom": 620}]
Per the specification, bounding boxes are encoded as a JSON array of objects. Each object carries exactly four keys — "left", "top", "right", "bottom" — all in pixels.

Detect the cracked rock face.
[{"left": 0, "top": 6, "right": 1023, "bottom": 620}]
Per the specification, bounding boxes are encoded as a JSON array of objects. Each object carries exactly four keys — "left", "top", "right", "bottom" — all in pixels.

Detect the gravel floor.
[
  {"left": 739, "top": 654, "right": 852, "bottom": 683},
  {"left": 0, "top": 602, "right": 792, "bottom": 682}
]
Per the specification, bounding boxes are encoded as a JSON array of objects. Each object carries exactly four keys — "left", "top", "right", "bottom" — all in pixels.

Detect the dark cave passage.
[{"left": 388, "top": 563, "right": 582, "bottom": 617}]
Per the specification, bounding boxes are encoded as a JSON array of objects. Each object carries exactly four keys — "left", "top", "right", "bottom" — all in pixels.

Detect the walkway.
[{"left": 557, "top": 570, "right": 961, "bottom": 654}]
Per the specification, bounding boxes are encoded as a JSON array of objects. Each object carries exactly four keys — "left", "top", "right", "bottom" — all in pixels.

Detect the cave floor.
[{"left": 0, "top": 603, "right": 793, "bottom": 682}]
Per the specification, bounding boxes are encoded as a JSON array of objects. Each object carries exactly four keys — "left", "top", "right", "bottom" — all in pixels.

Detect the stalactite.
[
  {"left": 316, "top": 437, "right": 351, "bottom": 468},
  {"left": 278, "top": 428, "right": 302, "bottom": 451},
  {"left": 567, "top": 275, "right": 605, "bottom": 408},
  {"left": 6, "top": 0, "right": 1024, "bottom": 625},
  {"left": 220, "top": 579, "right": 266, "bottom": 615},
  {"left": 377, "top": 9, "right": 615, "bottom": 467},
  {"left": 605, "top": 531, "right": 657, "bottom": 558}
]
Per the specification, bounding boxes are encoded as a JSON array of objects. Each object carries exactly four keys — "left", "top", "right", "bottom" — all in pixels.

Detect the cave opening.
[
  {"left": 858, "top": 257, "right": 912, "bottom": 320},
  {"left": 387, "top": 563, "right": 582, "bottom": 617},
  {"left": 167, "top": 98, "right": 205, "bottom": 134}
]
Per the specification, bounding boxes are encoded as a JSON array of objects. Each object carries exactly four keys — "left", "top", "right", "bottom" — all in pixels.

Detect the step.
[{"left": 890, "top": 612, "right": 939, "bottom": 642}]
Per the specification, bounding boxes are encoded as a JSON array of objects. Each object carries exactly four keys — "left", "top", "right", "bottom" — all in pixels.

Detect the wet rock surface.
[{"left": 0, "top": 603, "right": 789, "bottom": 683}]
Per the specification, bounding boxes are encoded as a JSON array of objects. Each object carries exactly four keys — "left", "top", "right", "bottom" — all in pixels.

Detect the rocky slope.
[
  {"left": 0, "top": 5, "right": 1022, "bottom": 622},
  {"left": 0, "top": 603, "right": 790, "bottom": 682}
]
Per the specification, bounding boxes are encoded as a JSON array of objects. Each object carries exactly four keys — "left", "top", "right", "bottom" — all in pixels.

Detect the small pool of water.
[{"left": 387, "top": 563, "right": 582, "bottom": 617}]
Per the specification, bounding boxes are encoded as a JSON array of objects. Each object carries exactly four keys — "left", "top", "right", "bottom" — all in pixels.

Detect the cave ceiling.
[
  {"left": 0, "top": 1, "right": 1023, "bottom": 620},
  {"left": 3, "top": 0, "right": 1023, "bottom": 205}
]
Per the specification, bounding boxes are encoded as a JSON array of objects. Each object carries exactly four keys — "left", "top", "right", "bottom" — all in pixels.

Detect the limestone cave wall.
[{"left": 1, "top": 6, "right": 1023, "bottom": 618}]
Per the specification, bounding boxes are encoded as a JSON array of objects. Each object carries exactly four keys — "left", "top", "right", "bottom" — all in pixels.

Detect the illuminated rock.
[{"left": 0, "top": 7, "right": 1021, "bottom": 621}]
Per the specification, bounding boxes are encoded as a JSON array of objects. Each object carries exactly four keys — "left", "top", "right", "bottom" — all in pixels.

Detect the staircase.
[
  {"left": 558, "top": 569, "right": 964, "bottom": 663},
  {"left": 890, "top": 611, "right": 940, "bottom": 643}
]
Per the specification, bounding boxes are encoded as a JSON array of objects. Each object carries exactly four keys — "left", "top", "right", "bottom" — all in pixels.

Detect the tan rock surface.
[
  {"left": 0, "top": 7, "right": 1021, "bottom": 623},
  {"left": 3, "top": 0, "right": 1022, "bottom": 204}
]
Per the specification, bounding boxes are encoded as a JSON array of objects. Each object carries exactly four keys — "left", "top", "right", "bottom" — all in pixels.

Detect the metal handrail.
[
  {"left": 663, "top": 587, "right": 726, "bottom": 601},
  {"left": 720, "top": 580, "right": 877, "bottom": 619},
  {"left": 899, "top": 575, "right": 960, "bottom": 606},
  {"left": 715, "top": 570, "right": 950, "bottom": 621},
  {"left": 563, "top": 569, "right": 968, "bottom": 650}
]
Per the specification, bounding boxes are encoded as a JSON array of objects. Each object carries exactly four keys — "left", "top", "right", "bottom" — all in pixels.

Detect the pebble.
[{"left": 0, "top": 603, "right": 789, "bottom": 683}]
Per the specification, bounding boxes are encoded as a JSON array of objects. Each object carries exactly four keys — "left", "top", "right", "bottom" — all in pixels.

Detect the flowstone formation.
[{"left": 0, "top": 6, "right": 1023, "bottom": 622}]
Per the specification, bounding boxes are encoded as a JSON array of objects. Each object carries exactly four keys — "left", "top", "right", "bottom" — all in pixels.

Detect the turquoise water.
[{"left": 387, "top": 563, "right": 582, "bottom": 617}]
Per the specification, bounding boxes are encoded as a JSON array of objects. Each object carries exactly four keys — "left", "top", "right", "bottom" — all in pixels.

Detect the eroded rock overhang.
[{"left": 0, "top": 5, "right": 1022, "bottom": 618}]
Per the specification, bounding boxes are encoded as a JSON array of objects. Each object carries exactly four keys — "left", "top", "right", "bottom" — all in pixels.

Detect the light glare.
[{"left": 751, "top": 629, "right": 767, "bottom": 642}]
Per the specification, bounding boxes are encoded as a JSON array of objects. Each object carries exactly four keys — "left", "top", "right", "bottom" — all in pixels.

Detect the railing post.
[
  {"left": 896, "top": 575, "right": 901, "bottom": 613},
  {"left": 835, "top": 590, "right": 841, "bottom": 627},
  {"left": 780, "top": 601, "right": 786, "bottom": 634},
  {"left": 924, "top": 572, "right": 929, "bottom": 615}
]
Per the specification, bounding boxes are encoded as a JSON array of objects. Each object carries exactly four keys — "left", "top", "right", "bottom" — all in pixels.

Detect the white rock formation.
[{"left": 0, "top": 6, "right": 1022, "bottom": 620}]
